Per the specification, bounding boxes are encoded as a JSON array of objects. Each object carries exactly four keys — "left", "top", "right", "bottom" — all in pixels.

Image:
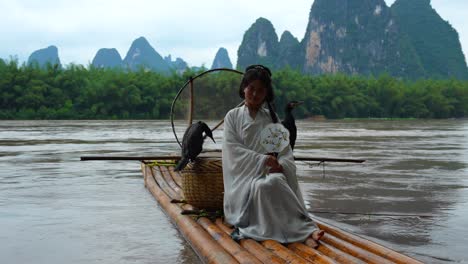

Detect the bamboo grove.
[{"left": 1, "top": 60, "right": 467, "bottom": 120}]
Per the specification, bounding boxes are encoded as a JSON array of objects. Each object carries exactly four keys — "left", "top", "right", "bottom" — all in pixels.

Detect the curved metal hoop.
[{"left": 170, "top": 68, "right": 244, "bottom": 148}]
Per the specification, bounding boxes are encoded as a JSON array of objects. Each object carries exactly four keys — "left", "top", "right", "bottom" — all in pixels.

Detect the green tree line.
[{"left": 1, "top": 60, "right": 467, "bottom": 120}]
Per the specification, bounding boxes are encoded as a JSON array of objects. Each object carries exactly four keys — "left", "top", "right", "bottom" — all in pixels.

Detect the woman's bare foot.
[
  {"left": 305, "top": 229, "right": 325, "bottom": 248},
  {"left": 312, "top": 230, "right": 325, "bottom": 241}
]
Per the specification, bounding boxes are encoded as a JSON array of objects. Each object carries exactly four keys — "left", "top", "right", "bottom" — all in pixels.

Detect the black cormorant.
[
  {"left": 174, "top": 121, "right": 216, "bottom": 171},
  {"left": 281, "top": 101, "right": 303, "bottom": 150}
]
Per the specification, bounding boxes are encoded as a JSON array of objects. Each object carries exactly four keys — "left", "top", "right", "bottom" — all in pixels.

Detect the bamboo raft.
[{"left": 141, "top": 160, "right": 423, "bottom": 264}]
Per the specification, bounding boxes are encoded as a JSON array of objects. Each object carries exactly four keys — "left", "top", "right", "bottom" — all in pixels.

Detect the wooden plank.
[{"left": 142, "top": 163, "right": 239, "bottom": 264}]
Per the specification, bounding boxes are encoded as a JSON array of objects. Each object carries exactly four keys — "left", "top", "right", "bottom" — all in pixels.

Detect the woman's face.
[{"left": 244, "top": 80, "right": 267, "bottom": 108}]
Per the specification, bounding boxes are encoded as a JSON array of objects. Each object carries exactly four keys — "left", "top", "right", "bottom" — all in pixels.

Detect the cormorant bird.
[
  {"left": 174, "top": 121, "right": 216, "bottom": 171},
  {"left": 281, "top": 101, "right": 303, "bottom": 150}
]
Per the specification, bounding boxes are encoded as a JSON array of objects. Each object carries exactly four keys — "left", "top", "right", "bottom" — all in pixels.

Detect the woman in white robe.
[{"left": 222, "top": 65, "right": 324, "bottom": 243}]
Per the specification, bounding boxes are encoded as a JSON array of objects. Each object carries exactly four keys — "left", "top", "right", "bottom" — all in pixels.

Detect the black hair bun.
[{"left": 245, "top": 64, "right": 272, "bottom": 77}]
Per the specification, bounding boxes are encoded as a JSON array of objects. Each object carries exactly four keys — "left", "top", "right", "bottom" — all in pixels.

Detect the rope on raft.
[{"left": 304, "top": 160, "right": 327, "bottom": 178}]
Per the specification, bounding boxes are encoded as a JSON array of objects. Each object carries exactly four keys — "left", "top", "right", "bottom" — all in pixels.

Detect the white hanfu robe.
[{"left": 222, "top": 104, "right": 317, "bottom": 243}]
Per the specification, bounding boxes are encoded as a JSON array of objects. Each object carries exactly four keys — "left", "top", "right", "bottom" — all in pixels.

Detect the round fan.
[{"left": 260, "top": 123, "right": 290, "bottom": 154}]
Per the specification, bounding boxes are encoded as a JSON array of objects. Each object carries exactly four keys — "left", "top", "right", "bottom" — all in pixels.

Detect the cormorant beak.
[
  {"left": 293, "top": 101, "right": 304, "bottom": 107},
  {"left": 209, "top": 135, "right": 216, "bottom": 144},
  {"left": 204, "top": 132, "right": 216, "bottom": 144}
]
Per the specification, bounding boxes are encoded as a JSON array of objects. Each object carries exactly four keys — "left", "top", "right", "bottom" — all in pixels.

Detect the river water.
[{"left": 0, "top": 120, "right": 467, "bottom": 263}]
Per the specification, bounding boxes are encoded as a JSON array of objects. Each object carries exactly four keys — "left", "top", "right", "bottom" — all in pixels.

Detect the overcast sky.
[{"left": 1, "top": 0, "right": 467, "bottom": 68}]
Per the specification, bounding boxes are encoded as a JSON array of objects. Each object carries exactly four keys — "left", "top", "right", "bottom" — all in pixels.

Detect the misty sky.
[{"left": 1, "top": 0, "right": 467, "bottom": 67}]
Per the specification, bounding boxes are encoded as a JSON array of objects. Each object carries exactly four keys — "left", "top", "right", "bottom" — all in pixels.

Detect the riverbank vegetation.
[{"left": 1, "top": 60, "right": 467, "bottom": 119}]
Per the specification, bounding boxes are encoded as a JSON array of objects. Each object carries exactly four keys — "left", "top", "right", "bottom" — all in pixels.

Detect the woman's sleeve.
[{"left": 222, "top": 111, "right": 269, "bottom": 177}]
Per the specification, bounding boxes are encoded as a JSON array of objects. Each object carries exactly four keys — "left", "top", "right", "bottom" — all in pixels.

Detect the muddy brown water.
[{"left": 1, "top": 120, "right": 467, "bottom": 263}]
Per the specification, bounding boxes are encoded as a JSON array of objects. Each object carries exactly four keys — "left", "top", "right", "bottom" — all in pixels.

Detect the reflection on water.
[{"left": 0, "top": 119, "right": 467, "bottom": 263}]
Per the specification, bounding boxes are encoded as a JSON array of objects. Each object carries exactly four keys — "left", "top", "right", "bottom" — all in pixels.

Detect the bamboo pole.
[
  {"left": 168, "top": 166, "right": 183, "bottom": 187},
  {"left": 152, "top": 165, "right": 183, "bottom": 202},
  {"left": 142, "top": 163, "right": 238, "bottom": 263},
  {"left": 209, "top": 101, "right": 245, "bottom": 133},
  {"left": 81, "top": 155, "right": 365, "bottom": 163},
  {"left": 159, "top": 166, "right": 183, "bottom": 197},
  {"left": 81, "top": 156, "right": 182, "bottom": 161},
  {"left": 261, "top": 240, "right": 309, "bottom": 264},
  {"left": 287, "top": 243, "right": 337, "bottom": 264},
  {"left": 314, "top": 242, "right": 365, "bottom": 264},
  {"left": 213, "top": 217, "right": 313, "bottom": 264},
  {"left": 198, "top": 217, "right": 263, "bottom": 264},
  {"left": 295, "top": 157, "right": 365, "bottom": 163},
  {"left": 320, "top": 234, "right": 393, "bottom": 264},
  {"left": 214, "top": 219, "right": 234, "bottom": 234},
  {"left": 188, "top": 77, "right": 194, "bottom": 127},
  {"left": 214, "top": 219, "right": 286, "bottom": 264},
  {"left": 314, "top": 220, "right": 423, "bottom": 264}
]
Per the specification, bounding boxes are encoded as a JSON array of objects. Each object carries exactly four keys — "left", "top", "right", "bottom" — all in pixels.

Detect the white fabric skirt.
[{"left": 236, "top": 173, "right": 317, "bottom": 243}]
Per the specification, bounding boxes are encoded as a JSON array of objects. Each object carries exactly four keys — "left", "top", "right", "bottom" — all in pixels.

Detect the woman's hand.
[
  {"left": 269, "top": 165, "right": 283, "bottom": 173},
  {"left": 265, "top": 155, "right": 283, "bottom": 173},
  {"left": 265, "top": 155, "right": 279, "bottom": 167}
]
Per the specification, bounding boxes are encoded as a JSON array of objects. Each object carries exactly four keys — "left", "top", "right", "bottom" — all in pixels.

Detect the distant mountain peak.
[
  {"left": 279, "top": 31, "right": 297, "bottom": 42},
  {"left": 133, "top": 36, "right": 151, "bottom": 46},
  {"left": 392, "top": 0, "right": 468, "bottom": 78},
  {"left": 211, "top": 47, "right": 233, "bottom": 69},
  {"left": 165, "top": 54, "right": 189, "bottom": 74},
  {"left": 92, "top": 48, "right": 122, "bottom": 68},
  {"left": 277, "top": 31, "right": 302, "bottom": 70},
  {"left": 301, "top": 0, "right": 426, "bottom": 77},
  {"left": 123, "top": 36, "right": 171, "bottom": 73},
  {"left": 27, "top": 45, "right": 61, "bottom": 68},
  {"left": 237, "top": 17, "right": 279, "bottom": 70}
]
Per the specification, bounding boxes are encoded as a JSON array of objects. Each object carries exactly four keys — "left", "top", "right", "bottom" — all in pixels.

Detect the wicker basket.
[{"left": 181, "top": 158, "right": 224, "bottom": 211}]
